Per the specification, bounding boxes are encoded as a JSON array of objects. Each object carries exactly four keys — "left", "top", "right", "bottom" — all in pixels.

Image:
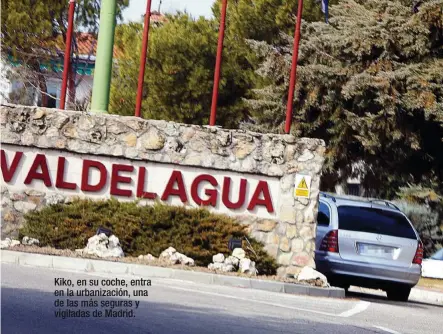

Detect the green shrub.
[
  {"left": 20, "top": 199, "right": 278, "bottom": 275},
  {"left": 394, "top": 185, "right": 443, "bottom": 257}
]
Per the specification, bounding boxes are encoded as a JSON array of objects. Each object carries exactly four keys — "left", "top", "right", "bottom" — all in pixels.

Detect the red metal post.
[
  {"left": 209, "top": 0, "right": 228, "bottom": 126},
  {"left": 285, "top": 0, "right": 304, "bottom": 134},
  {"left": 60, "top": 0, "right": 76, "bottom": 110},
  {"left": 135, "top": 0, "right": 153, "bottom": 117}
]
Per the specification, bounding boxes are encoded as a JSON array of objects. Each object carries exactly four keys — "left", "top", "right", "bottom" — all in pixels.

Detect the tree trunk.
[
  {"left": 68, "top": 64, "right": 76, "bottom": 107},
  {"left": 37, "top": 71, "right": 48, "bottom": 107},
  {"left": 30, "top": 61, "right": 48, "bottom": 107}
]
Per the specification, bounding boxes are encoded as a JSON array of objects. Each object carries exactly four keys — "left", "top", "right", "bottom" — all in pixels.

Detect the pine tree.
[
  {"left": 212, "top": 0, "right": 340, "bottom": 43},
  {"left": 109, "top": 1, "right": 335, "bottom": 127},
  {"left": 245, "top": 0, "right": 443, "bottom": 197},
  {"left": 109, "top": 14, "right": 250, "bottom": 128}
]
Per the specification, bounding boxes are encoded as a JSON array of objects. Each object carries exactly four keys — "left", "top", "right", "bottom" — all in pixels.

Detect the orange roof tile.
[
  {"left": 54, "top": 32, "right": 124, "bottom": 59},
  {"left": 150, "top": 11, "right": 168, "bottom": 24}
]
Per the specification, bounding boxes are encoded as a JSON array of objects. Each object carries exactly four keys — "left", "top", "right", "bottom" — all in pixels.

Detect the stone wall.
[{"left": 0, "top": 104, "right": 326, "bottom": 277}]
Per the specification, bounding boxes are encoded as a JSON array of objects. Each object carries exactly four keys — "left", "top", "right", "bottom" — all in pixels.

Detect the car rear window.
[{"left": 337, "top": 206, "right": 417, "bottom": 239}]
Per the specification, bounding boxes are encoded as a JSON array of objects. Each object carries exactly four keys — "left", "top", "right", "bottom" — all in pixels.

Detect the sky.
[{"left": 122, "top": 0, "right": 215, "bottom": 23}]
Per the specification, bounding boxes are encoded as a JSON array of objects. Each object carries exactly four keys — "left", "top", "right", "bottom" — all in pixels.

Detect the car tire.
[
  {"left": 336, "top": 283, "right": 350, "bottom": 292},
  {"left": 386, "top": 285, "right": 411, "bottom": 302},
  {"left": 328, "top": 277, "right": 350, "bottom": 292}
]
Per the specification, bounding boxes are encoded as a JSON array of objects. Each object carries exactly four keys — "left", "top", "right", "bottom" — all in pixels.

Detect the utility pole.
[
  {"left": 209, "top": 0, "right": 228, "bottom": 126},
  {"left": 285, "top": 0, "right": 304, "bottom": 134},
  {"left": 90, "top": 0, "right": 117, "bottom": 113},
  {"left": 135, "top": 0, "right": 153, "bottom": 117},
  {"left": 60, "top": 0, "right": 76, "bottom": 110}
]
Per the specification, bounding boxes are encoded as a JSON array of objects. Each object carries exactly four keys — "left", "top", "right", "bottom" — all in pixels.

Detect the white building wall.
[
  {"left": 0, "top": 62, "right": 93, "bottom": 109},
  {"left": 0, "top": 61, "right": 12, "bottom": 104}
]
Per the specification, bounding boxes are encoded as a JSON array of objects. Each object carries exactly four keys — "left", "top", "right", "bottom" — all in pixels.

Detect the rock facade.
[{"left": 0, "top": 104, "right": 326, "bottom": 277}]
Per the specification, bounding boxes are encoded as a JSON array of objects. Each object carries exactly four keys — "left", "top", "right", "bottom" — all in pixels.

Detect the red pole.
[
  {"left": 135, "top": 0, "right": 153, "bottom": 117},
  {"left": 60, "top": 0, "right": 76, "bottom": 110},
  {"left": 209, "top": 0, "right": 228, "bottom": 126},
  {"left": 285, "top": 0, "right": 304, "bottom": 134}
]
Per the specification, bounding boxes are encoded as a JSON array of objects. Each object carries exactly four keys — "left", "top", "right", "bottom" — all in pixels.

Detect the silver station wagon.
[{"left": 315, "top": 193, "right": 423, "bottom": 301}]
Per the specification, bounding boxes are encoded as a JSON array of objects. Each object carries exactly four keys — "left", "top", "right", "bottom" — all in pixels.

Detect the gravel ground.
[{"left": 2, "top": 245, "right": 326, "bottom": 287}]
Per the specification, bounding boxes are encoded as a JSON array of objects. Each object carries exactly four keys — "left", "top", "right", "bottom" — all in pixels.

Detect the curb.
[
  {"left": 1, "top": 250, "right": 345, "bottom": 298},
  {"left": 349, "top": 286, "right": 443, "bottom": 305},
  {"left": 411, "top": 288, "right": 443, "bottom": 305}
]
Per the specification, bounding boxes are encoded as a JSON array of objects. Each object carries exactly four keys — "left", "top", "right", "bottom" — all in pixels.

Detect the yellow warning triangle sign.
[{"left": 297, "top": 177, "right": 308, "bottom": 189}]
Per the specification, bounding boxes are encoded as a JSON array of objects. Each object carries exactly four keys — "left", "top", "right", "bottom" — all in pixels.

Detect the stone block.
[
  {"left": 285, "top": 265, "right": 302, "bottom": 277},
  {"left": 304, "top": 239, "right": 315, "bottom": 253},
  {"left": 28, "top": 196, "right": 44, "bottom": 206},
  {"left": 181, "top": 127, "right": 195, "bottom": 142},
  {"left": 295, "top": 213, "right": 304, "bottom": 224},
  {"left": 307, "top": 257, "right": 316, "bottom": 269},
  {"left": 286, "top": 225, "right": 298, "bottom": 239},
  {"left": 279, "top": 205, "right": 296, "bottom": 223},
  {"left": 299, "top": 225, "right": 316, "bottom": 241},
  {"left": 276, "top": 266, "right": 287, "bottom": 278},
  {"left": 24, "top": 190, "right": 45, "bottom": 197},
  {"left": 291, "top": 251, "right": 310, "bottom": 267},
  {"left": 233, "top": 141, "right": 256, "bottom": 159},
  {"left": 266, "top": 232, "right": 280, "bottom": 245},
  {"left": 10, "top": 192, "right": 26, "bottom": 201},
  {"left": 124, "top": 133, "right": 137, "bottom": 147},
  {"left": 280, "top": 174, "right": 295, "bottom": 192},
  {"left": 256, "top": 220, "right": 277, "bottom": 232},
  {"left": 284, "top": 145, "right": 296, "bottom": 162},
  {"left": 264, "top": 244, "right": 279, "bottom": 258},
  {"left": 141, "top": 128, "right": 165, "bottom": 150},
  {"left": 1, "top": 196, "right": 12, "bottom": 208},
  {"left": 13, "top": 201, "right": 37, "bottom": 213},
  {"left": 304, "top": 210, "right": 315, "bottom": 224},
  {"left": 189, "top": 139, "right": 207, "bottom": 152},
  {"left": 291, "top": 239, "right": 304, "bottom": 253},
  {"left": 251, "top": 230, "right": 266, "bottom": 243},
  {"left": 279, "top": 237, "right": 291, "bottom": 252},
  {"left": 277, "top": 251, "right": 292, "bottom": 266},
  {"left": 275, "top": 222, "right": 287, "bottom": 236},
  {"left": 297, "top": 149, "right": 315, "bottom": 162},
  {"left": 296, "top": 197, "right": 309, "bottom": 206}
]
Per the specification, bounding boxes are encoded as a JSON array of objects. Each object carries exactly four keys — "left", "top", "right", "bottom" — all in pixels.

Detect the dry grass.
[{"left": 417, "top": 277, "right": 443, "bottom": 291}]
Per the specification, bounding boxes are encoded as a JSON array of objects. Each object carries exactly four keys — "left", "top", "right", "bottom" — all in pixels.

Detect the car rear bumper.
[{"left": 315, "top": 251, "right": 421, "bottom": 287}]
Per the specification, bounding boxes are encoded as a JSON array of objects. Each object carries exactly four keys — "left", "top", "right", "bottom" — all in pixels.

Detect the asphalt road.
[{"left": 1, "top": 264, "right": 442, "bottom": 334}]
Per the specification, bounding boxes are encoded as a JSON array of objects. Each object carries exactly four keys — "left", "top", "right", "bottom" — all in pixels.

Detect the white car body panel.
[{"left": 421, "top": 259, "right": 443, "bottom": 279}]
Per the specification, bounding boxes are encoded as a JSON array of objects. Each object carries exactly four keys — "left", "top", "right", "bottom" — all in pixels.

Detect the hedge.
[
  {"left": 19, "top": 199, "right": 279, "bottom": 275},
  {"left": 394, "top": 185, "right": 443, "bottom": 257}
]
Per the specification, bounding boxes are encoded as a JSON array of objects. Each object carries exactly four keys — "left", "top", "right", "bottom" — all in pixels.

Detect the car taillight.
[
  {"left": 413, "top": 240, "right": 424, "bottom": 265},
  {"left": 320, "top": 230, "right": 339, "bottom": 253}
]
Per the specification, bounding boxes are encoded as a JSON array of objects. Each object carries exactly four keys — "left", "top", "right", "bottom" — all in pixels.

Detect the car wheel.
[
  {"left": 328, "top": 278, "right": 349, "bottom": 291},
  {"left": 386, "top": 285, "right": 411, "bottom": 302},
  {"left": 336, "top": 283, "right": 350, "bottom": 292}
]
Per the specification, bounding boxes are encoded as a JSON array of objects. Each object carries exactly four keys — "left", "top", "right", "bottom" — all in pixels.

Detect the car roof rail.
[
  {"left": 320, "top": 192, "right": 336, "bottom": 202},
  {"left": 368, "top": 200, "right": 400, "bottom": 211}
]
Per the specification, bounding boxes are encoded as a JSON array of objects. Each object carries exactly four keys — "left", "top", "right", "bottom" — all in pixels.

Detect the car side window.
[{"left": 317, "top": 202, "right": 331, "bottom": 226}]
